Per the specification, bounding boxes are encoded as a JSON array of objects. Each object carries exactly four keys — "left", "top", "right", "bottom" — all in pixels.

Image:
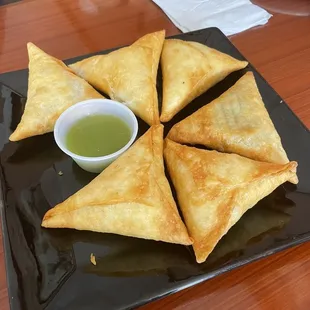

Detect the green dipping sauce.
[{"left": 66, "top": 114, "right": 131, "bottom": 157}]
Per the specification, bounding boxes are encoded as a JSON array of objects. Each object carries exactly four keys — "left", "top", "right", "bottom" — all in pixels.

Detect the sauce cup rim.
[{"left": 54, "top": 99, "right": 138, "bottom": 162}]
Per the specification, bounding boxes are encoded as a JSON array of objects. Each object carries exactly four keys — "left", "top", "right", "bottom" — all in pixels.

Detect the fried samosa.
[
  {"left": 42, "top": 125, "right": 192, "bottom": 246},
  {"left": 164, "top": 139, "right": 297, "bottom": 263},
  {"left": 168, "top": 72, "right": 298, "bottom": 184},
  {"left": 9, "top": 43, "right": 104, "bottom": 142},
  {"left": 133, "top": 30, "right": 165, "bottom": 81},
  {"left": 69, "top": 30, "right": 165, "bottom": 125},
  {"left": 160, "top": 39, "right": 248, "bottom": 122}
]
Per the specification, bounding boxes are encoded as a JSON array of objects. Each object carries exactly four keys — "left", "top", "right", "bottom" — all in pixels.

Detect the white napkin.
[{"left": 152, "top": 0, "right": 272, "bottom": 36}]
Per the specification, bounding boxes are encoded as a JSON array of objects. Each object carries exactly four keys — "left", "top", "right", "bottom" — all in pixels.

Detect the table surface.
[{"left": 0, "top": 0, "right": 310, "bottom": 309}]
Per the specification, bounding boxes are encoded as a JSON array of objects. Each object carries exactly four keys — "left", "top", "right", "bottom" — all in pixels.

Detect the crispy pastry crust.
[
  {"left": 168, "top": 72, "right": 298, "bottom": 183},
  {"left": 160, "top": 39, "right": 248, "bottom": 122},
  {"left": 70, "top": 31, "right": 165, "bottom": 125},
  {"left": 42, "top": 125, "right": 192, "bottom": 246},
  {"left": 164, "top": 139, "right": 297, "bottom": 263},
  {"left": 9, "top": 43, "right": 104, "bottom": 141}
]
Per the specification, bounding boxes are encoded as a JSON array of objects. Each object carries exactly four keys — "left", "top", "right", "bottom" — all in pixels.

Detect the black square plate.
[{"left": 0, "top": 28, "right": 310, "bottom": 310}]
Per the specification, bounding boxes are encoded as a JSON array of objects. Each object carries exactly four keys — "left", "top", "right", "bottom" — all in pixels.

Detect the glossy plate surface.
[{"left": 0, "top": 28, "right": 310, "bottom": 310}]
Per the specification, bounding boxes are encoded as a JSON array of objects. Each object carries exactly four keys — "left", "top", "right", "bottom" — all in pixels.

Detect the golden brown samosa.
[
  {"left": 164, "top": 139, "right": 297, "bottom": 263},
  {"left": 69, "top": 30, "right": 165, "bottom": 125},
  {"left": 133, "top": 30, "right": 165, "bottom": 81},
  {"left": 9, "top": 43, "right": 104, "bottom": 142},
  {"left": 167, "top": 71, "right": 298, "bottom": 184},
  {"left": 42, "top": 125, "right": 192, "bottom": 246},
  {"left": 160, "top": 39, "right": 248, "bottom": 122}
]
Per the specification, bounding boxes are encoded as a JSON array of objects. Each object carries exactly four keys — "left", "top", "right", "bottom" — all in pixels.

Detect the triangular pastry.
[
  {"left": 168, "top": 72, "right": 298, "bottom": 184},
  {"left": 9, "top": 43, "right": 104, "bottom": 142},
  {"left": 160, "top": 39, "right": 248, "bottom": 122},
  {"left": 69, "top": 30, "right": 165, "bottom": 125},
  {"left": 164, "top": 139, "right": 297, "bottom": 263},
  {"left": 133, "top": 30, "right": 165, "bottom": 81},
  {"left": 42, "top": 125, "right": 192, "bottom": 246}
]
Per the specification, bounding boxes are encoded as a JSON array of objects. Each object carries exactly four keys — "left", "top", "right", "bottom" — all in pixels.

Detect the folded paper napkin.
[{"left": 152, "top": 0, "right": 272, "bottom": 36}]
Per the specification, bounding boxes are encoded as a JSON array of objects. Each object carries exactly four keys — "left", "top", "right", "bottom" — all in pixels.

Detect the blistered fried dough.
[
  {"left": 69, "top": 31, "right": 165, "bottom": 125},
  {"left": 168, "top": 72, "right": 298, "bottom": 184},
  {"left": 164, "top": 139, "right": 297, "bottom": 263},
  {"left": 42, "top": 125, "right": 192, "bottom": 246},
  {"left": 133, "top": 30, "right": 165, "bottom": 81},
  {"left": 9, "top": 43, "right": 104, "bottom": 141},
  {"left": 160, "top": 39, "right": 248, "bottom": 122}
]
